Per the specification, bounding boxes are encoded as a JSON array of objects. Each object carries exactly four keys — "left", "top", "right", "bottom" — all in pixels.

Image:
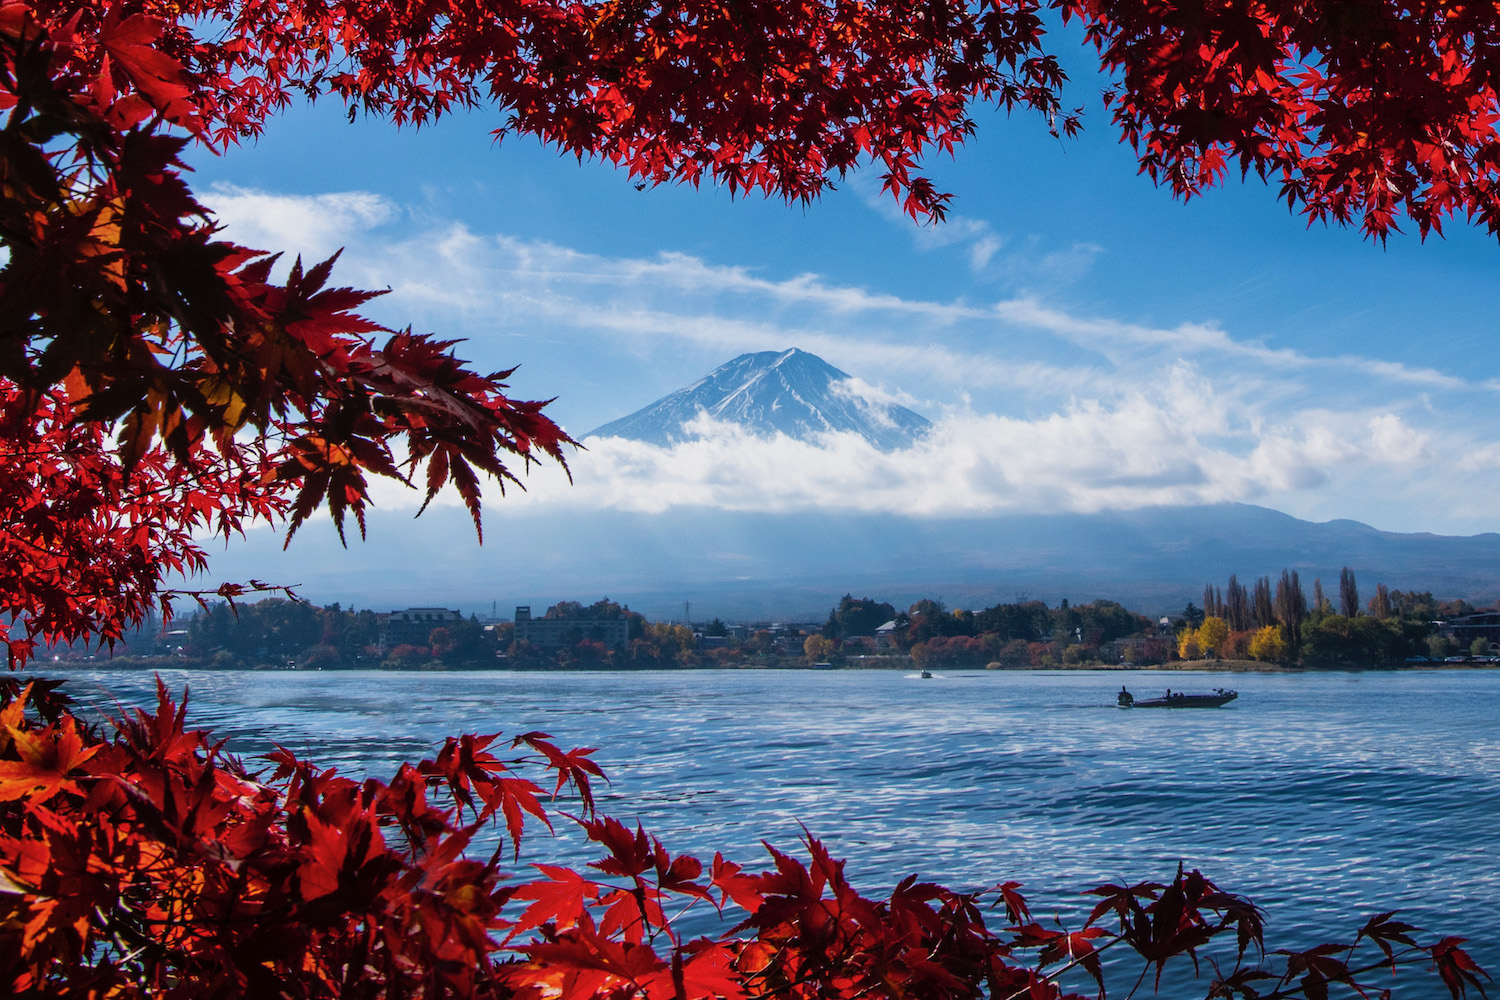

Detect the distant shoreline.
[
  {"left": 39, "top": 656, "right": 1500, "bottom": 673},
  {"left": 1059, "top": 658, "right": 1500, "bottom": 672}
]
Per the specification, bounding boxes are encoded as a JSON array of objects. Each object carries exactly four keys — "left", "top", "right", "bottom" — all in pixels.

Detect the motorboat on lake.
[{"left": 1117, "top": 686, "right": 1236, "bottom": 709}]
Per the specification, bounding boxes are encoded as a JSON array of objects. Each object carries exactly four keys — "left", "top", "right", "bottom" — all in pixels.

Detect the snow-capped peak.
[{"left": 587, "top": 349, "right": 931, "bottom": 450}]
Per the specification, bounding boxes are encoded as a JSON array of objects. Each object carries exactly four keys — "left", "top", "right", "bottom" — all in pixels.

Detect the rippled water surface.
[{"left": 56, "top": 667, "right": 1500, "bottom": 990}]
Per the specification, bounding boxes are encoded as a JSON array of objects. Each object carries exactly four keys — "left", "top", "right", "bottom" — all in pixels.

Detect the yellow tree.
[
  {"left": 1249, "top": 626, "right": 1289, "bottom": 663},
  {"left": 647, "top": 623, "right": 697, "bottom": 663},
  {"left": 1176, "top": 629, "right": 1202, "bottom": 661},
  {"left": 804, "top": 634, "right": 835, "bottom": 663},
  {"left": 1196, "top": 616, "right": 1230, "bottom": 659}
]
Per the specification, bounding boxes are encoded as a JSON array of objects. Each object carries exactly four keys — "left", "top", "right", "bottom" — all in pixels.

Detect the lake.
[{"left": 50, "top": 666, "right": 1500, "bottom": 994}]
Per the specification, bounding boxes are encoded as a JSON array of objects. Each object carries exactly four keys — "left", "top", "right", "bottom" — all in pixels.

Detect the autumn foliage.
[
  {"left": 0, "top": 0, "right": 574, "bottom": 667},
  {"left": 2, "top": 677, "right": 1491, "bottom": 999},
  {"left": 9, "top": 0, "right": 1500, "bottom": 664},
  {"left": 5, "top": 0, "right": 1500, "bottom": 996}
]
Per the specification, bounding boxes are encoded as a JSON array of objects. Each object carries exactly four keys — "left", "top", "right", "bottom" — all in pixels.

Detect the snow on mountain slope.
[{"left": 586, "top": 348, "right": 931, "bottom": 450}]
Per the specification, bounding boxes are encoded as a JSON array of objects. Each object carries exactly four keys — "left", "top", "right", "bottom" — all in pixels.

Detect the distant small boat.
[
  {"left": 921, "top": 670, "right": 933, "bottom": 679},
  {"left": 1117, "top": 687, "right": 1236, "bottom": 709}
]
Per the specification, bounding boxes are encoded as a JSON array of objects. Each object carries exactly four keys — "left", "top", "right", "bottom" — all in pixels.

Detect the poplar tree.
[
  {"left": 1252, "top": 576, "right": 1275, "bottom": 630},
  {"left": 1225, "top": 575, "right": 1251, "bottom": 632},
  {"left": 1340, "top": 567, "right": 1361, "bottom": 618},
  {"left": 1275, "top": 569, "right": 1306, "bottom": 659}
]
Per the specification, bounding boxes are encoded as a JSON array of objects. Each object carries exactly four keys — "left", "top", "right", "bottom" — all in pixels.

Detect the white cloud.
[
  {"left": 969, "top": 235, "right": 1002, "bottom": 271},
  {"left": 992, "top": 297, "right": 1468, "bottom": 391},
  {"left": 200, "top": 186, "right": 1488, "bottom": 400},
  {"left": 1367, "top": 413, "right": 1431, "bottom": 464},
  {"left": 827, "top": 377, "right": 923, "bottom": 430},
  {"left": 203, "top": 185, "right": 398, "bottom": 262},
  {"left": 194, "top": 186, "right": 1500, "bottom": 533},
  {"left": 373, "top": 362, "right": 1452, "bottom": 523}
]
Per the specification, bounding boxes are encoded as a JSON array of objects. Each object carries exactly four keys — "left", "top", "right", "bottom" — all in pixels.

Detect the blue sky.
[{"left": 184, "top": 82, "right": 1500, "bottom": 555}]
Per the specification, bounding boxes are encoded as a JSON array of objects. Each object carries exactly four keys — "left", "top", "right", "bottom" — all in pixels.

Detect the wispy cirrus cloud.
[
  {"left": 201, "top": 185, "right": 1487, "bottom": 398},
  {"left": 993, "top": 298, "right": 1469, "bottom": 391}
]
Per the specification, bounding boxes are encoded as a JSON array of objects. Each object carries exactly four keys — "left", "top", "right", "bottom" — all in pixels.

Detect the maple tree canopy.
[
  {"left": 2, "top": 5, "right": 1498, "bottom": 995},
  {"left": 5, "top": 0, "right": 1500, "bottom": 663}
]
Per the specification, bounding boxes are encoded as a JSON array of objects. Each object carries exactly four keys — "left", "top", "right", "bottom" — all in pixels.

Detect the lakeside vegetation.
[{"left": 76, "top": 568, "right": 1494, "bottom": 672}]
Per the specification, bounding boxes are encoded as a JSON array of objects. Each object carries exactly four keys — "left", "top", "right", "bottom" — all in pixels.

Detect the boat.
[
  {"left": 920, "top": 670, "right": 933, "bottom": 679},
  {"left": 1117, "top": 687, "right": 1236, "bottom": 709}
]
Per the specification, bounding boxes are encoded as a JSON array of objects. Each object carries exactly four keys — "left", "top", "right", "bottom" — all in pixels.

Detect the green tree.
[
  {"left": 338, "top": 610, "right": 380, "bottom": 663},
  {"left": 1390, "top": 590, "right": 1439, "bottom": 622},
  {"left": 296, "top": 644, "right": 343, "bottom": 669},
  {"left": 1050, "top": 603, "right": 1084, "bottom": 647},
  {"left": 834, "top": 596, "right": 897, "bottom": 637},
  {"left": 908, "top": 601, "right": 971, "bottom": 643},
  {"left": 974, "top": 601, "right": 1051, "bottom": 642},
  {"left": 1076, "top": 600, "right": 1149, "bottom": 645},
  {"left": 1301, "top": 615, "right": 1417, "bottom": 665},
  {"left": 438, "top": 618, "right": 493, "bottom": 664},
  {"left": 1312, "top": 579, "right": 1329, "bottom": 616}
]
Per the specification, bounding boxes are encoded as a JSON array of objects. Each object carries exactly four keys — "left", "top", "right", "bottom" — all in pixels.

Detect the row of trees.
[
  {"left": 818, "top": 593, "right": 1149, "bottom": 646},
  {"left": 160, "top": 593, "right": 1172, "bottom": 670},
  {"left": 1195, "top": 568, "right": 1472, "bottom": 633},
  {"left": 123, "top": 597, "right": 726, "bottom": 670},
  {"left": 106, "top": 580, "right": 1482, "bottom": 671},
  {"left": 1180, "top": 568, "right": 1475, "bottom": 665},
  {"left": 862, "top": 596, "right": 1168, "bottom": 669}
]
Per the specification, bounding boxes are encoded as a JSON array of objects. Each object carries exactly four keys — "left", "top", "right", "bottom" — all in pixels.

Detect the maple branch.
[
  {"left": 95, "top": 903, "right": 156, "bottom": 971},
  {"left": 1255, "top": 944, "right": 1462, "bottom": 1000},
  {"left": 159, "top": 580, "right": 301, "bottom": 614},
  {"left": 999, "top": 930, "right": 1131, "bottom": 1000},
  {"left": 1120, "top": 960, "right": 1151, "bottom": 1000}
]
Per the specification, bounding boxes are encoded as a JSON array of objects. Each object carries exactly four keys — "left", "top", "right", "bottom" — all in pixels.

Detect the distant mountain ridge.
[
  {"left": 205, "top": 501, "right": 1500, "bottom": 621},
  {"left": 586, "top": 348, "right": 931, "bottom": 450}
]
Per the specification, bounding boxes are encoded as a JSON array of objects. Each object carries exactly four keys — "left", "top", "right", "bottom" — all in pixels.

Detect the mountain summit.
[{"left": 586, "top": 348, "right": 931, "bottom": 450}]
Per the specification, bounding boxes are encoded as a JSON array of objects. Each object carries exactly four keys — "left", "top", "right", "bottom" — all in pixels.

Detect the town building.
[
  {"left": 382, "top": 607, "right": 464, "bottom": 648},
  {"left": 1438, "top": 610, "right": 1500, "bottom": 651},
  {"left": 512, "top": 605, "right": 630, "bottom": 650}
]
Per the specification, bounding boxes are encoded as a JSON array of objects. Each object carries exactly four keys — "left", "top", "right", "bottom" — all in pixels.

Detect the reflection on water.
[{"left": 51, "top": 666, "right": 1500, "bottom": 982}]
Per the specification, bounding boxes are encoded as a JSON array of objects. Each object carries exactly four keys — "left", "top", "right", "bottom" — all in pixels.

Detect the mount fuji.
[
  {"left": 197, "top": 354, "right": 1500, "bottom": 619},
  {"left": 586, "top": 348, "right": 931, "bottom": 450}
]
